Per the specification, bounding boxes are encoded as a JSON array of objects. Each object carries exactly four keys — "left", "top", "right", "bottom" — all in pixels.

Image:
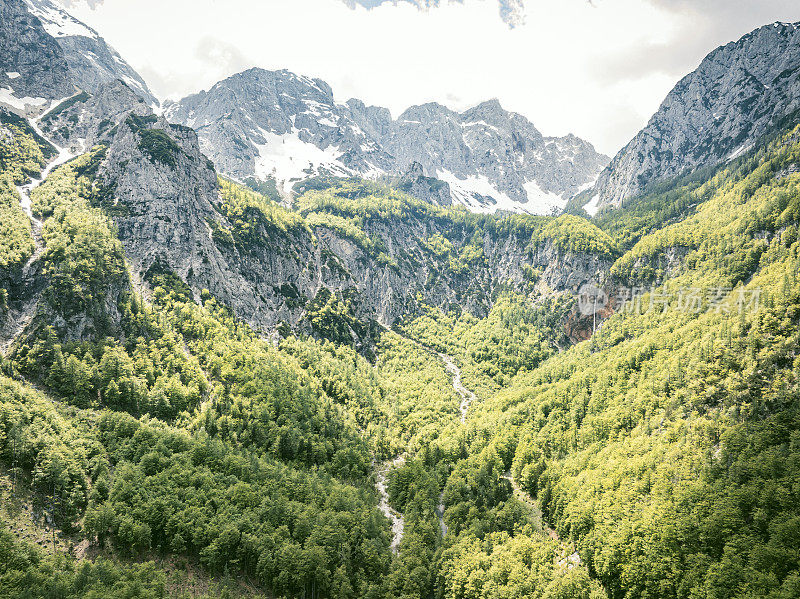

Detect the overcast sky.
[{"left": 62, "top": 0, "right": 800, "bottom": 156}]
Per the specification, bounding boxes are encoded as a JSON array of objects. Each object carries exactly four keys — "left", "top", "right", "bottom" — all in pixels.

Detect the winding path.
[
  {"left": 500, "top": 470, "right": 582, "bottom": 568},
  {"left": 501, "top": 471, "right": 548, "bottom": 536}
]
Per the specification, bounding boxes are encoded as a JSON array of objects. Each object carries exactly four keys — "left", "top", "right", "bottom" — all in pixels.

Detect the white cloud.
[
  {"left": 342, "top": 0, "right": 526, "bottom": 27},
  {"left": 62, "top": 0, "right": 800, "bottom": 156}
]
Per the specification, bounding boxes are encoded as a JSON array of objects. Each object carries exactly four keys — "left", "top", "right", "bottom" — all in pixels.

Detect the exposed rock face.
[
  {"left": 165, "top": 68, "right": 608, "bottom": 214},
  {"left": 384, "top": 100, "right": 607, "bottom": 213},
  {"left": 39, "top": 80, "right": 150, "bottom": 153},
  {"left": 0, "top": 0, "right": 157, "bottom": 116},
  {"left": 592, "top": 21, "right": 800, "bottom": 210},
  {"left": 85, "top": 107, "right": 609, "bottom": 345},
  {"left": 23, "top": 0, "right": 157, "bottom": 106},
  {"left": 0, "top": 0, "right": 74, "bottom": 112},
  {"left": 393, "top": 162, "right": 453, "bottom": 207}
]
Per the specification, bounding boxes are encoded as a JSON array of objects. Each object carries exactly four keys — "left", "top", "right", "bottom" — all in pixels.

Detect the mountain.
[
  {"left": 23, "top": 0, "right": 157, "bottom": 106},
  {"left": 2, "top": 5, "right": 800, "bottom": 599},
  {"left": 39, "top": 103, "right": 612, "bottom": 347},
  {"left": 37, "top": 79, "right": 150, "bottom": 154},
  {"left": 0, "top": 0, "right": 156, "bottom": 115},
  {"left": 590, "top": 21, "right": 800, "bottom": 212},
  {"left": 0, "top": 0, "right": 74, "bottom": 111},
  {"left": 165, "top": 68, "right": 608, "bottom": 214}
]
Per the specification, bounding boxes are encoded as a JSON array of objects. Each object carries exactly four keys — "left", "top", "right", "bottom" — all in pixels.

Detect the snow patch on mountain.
[
  {"left": 583, "top": 194, "right": 601, "bottom": 217},
  {"left": 24, "top": 0, "right": 97, "bottom": 39},
  {"left": 523, "top": 179, "right": 567, "bottom": 214},
  {"left": 437, "top": 169, "right": 514, "bottom": 212},
  {"left": 167, "top": 68, "right": 608, "bottom": 212},
  {"left": 254, "top": 129, "right": 353, "bottom": 195},
  {"left": 0, "top": 87, "right": 47, "bottom": 112}
]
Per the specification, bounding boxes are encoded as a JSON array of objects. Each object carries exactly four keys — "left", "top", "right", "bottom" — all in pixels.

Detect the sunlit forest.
[{"left": 1, "top": 69, "right": 799, "bottom": 599}]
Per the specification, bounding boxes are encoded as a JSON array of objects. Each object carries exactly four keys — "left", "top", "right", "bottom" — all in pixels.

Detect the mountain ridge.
[
  {"left": 0, "top": 0, "right": 157, "bottom": 115},
  {"left": 165, "top": 66, "right": 609, "bottom": 214},
  {"left": 589, "top": 20, "right": 800, "bottom": 212}
]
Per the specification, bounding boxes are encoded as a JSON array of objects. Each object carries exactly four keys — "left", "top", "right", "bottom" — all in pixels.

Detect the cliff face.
[
  {"left": 73, "top": 107, "right": 611, "bottom": 348},
  {"left": 39, "top": 80, "right": 150, "bottom": 153},
  {"left": 0, "top": 0, "right": 74, "bottom": 112},
  {"left": 0, "top": 0, "right": 614, "bottom": 352},
  {"left": 0, "top": 0, "right": 157, "bottom": 119},
  {"left": 592, "top": 21, "right": 800, "bottom": 210},
  {"left": 23, "top": 0, "right": 158, "bottom": 106}
]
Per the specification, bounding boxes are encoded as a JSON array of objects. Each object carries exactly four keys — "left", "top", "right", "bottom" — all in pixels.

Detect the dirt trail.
[{"left": 501, "top": 470, "right": 582, "bottom": 568}]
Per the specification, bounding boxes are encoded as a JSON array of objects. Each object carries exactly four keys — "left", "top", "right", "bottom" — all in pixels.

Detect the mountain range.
[
  {"left": 1, "top": 1, "right": 800, "bottom": 598},
  {"left": 164, "top": 68, "right": 608, "bottom": 214},
  {"left": 5, "top": 0, "right": 800, "bottom": 221}
]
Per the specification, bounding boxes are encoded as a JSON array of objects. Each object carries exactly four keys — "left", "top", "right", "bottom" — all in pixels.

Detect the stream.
[
  {"left": 16, "top": 113, "right": 75, "bottom": 219},
  {"left": 437, "top": 351, "right": 476, "bottom": 423},
  {"left": 1, "top": 111, "right": 74, "bottom": 355},
  {"left": 374, "top": 455, "right": 405, "bottom": 554},
  {"left": 372, "top": 343, "right": 475, "bottom": 545}
]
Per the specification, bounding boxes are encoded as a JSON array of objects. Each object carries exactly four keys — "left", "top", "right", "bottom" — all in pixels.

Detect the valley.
[{"left": 0, "top": 1, "right": 799, "bottom": 598}]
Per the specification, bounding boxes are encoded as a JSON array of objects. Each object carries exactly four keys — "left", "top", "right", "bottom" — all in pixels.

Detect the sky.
[{"left": 61, "top": 0, "right": 800, "bottom": 156}]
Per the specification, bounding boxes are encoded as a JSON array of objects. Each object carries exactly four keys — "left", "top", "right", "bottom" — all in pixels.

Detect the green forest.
[{"left": 0, "top": 97, "right": 798, "bottom": 599}]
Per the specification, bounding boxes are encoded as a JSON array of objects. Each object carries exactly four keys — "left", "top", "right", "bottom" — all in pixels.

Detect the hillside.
[{"left": 0, "top": 1, "right": 799, "bottom": 598}]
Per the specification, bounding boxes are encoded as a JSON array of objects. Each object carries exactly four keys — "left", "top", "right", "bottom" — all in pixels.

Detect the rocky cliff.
[
  {"left": 0, "top": 0, "right": 157, "bottom": 117},
  {"left": 591, "top": 21, "right": 800, "bottom": 211},
  {"left": 39, "top": 79, "right": 150, "bottom": 153},
  {"left": 44, "top": 104, "right": 611, "bottom": 351},
  {"left": 0, "top": 0, "right": 74, "bottom": 112},
  {"left": 23, "top": 0, "right": 157, "bottom": 106}
]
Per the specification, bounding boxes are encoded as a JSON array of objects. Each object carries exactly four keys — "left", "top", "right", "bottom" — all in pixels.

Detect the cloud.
[
  {"left": 342, "top": 0, "right": 526, "bottom": 27},
  {"left": 60, "top": 0, "right": 800, "bottom": 156},
  {"left": 195, "top": 37, "right": 253, "bottom": 74},
  {"left": 60, "top": 0, "right": 104, "bottom": 8}
]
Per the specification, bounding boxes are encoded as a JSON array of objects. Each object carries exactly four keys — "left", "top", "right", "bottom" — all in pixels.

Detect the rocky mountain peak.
[
  {"left": 590, "top": 20, "right": 800, "bottom": 212},
  {"left": 0, "top": 0, "right": 74, "bottom": 113},
  {"left": 166, "top": 69, "right": 608, "bottom": 214},
  {"left": 0, "top": 0, "right": 157, "bottom": 116},
  {"left": 24, "top": 0, "right": 157, "bottom": 106}
]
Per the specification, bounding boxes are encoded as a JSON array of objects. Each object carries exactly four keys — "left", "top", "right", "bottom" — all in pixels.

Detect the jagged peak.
[
  {"left": 397, "top": 101, "right": 458, "bottom": 122},
  {"left": 465, "top": 98, "right": 504, "bottom": 113},
  {"left": 217, "top": 67, "right": 335, "bottom": 99}
]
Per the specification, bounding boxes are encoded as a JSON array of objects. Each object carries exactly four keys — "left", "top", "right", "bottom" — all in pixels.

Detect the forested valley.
[{"left": 1, "top": 42, "right": 800, "bottom": 599}]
